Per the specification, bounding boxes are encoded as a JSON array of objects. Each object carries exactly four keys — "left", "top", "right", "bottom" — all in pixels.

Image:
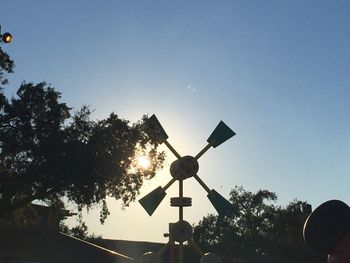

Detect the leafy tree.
[
  {"left": 60, "top": 221, "right": 89, "bottom": 240},
  {"left": 59, "top": 221, "right": 103, "bottom": 241},
  {"left": 193, "top": 186, "right": 325, "bottom": 263},
  {"left": 0, "top": 45, "right": 14, "bottom": 113},
  {"left": 229, "top": 186, "right": 278, "bottom": 236},
  {"left": 0, "top": 45, "right": 14, "bottom": 87},
  {"left": 0, "top": 44, "right": 165, "bottom": 224},
  {"left": 269, "top": 200, "right": 324, "bottom": 263},
  {"left": 193, "top": 186, "right": 278, "bottom": 262}
]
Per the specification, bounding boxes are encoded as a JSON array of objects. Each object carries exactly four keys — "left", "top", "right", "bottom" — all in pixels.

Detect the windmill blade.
[
  {"left": 146, "top": 114, "right": 169, "bottom": 142},
  {"left": 207, "top": 189, "right": 234, "bottom": 216},
  {"left": 139, "top": 178, "right": 176, "bottom": 216},
  {"left": 146, "top": 114, "right": 181, "bottom": 158},
  {"left": 193, "top": 174, "right": 234, "bottom": 216},
  {"left": 207, "top": 121, "right": 236, "bottom": 148},
  {"left": 139, "top": 186, "right": 167, "bottom": 216}
]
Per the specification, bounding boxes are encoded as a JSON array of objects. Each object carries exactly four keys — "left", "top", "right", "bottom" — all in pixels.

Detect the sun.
[{"left": 137, "top": 156, "right": 151, "bottom": 169}]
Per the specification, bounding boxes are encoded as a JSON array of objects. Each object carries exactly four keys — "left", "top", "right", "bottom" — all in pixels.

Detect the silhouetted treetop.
[
  {"left": 193, "top": 186, "right": 325, "bottom": 263},
  {"left": 0, "top": 82, "right": 165, "bottom": 223},
  {"left": 0, "top": 46, "right": 14, "bottom": 87}
]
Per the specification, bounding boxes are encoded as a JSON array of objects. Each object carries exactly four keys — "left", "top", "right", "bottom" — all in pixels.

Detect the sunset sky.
[{"left": 2, "top": 1, "right": 350, "bottom": 243}]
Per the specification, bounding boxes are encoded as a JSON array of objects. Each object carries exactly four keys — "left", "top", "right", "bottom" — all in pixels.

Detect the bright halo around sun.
[{"left": 137, "top": 156, "right": 151, "bottom": 170}]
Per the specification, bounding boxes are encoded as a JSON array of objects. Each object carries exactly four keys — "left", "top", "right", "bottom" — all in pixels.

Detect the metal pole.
[
  {"left": 164, "top": 178, "right": 176, "bottom": 191},
  {"left": 179, "top": 174, "right": 184, "bottom": 262},
  {"left": 195, "top": 143, "right": 212, "bottom": 160},
  {"left": 193, "top": 174, "right": 211, "bottom": 193},
  {"left": 179, "top": 179, "right": 183, "bottom": 221},
  {"left": 179, "top": 242, "right": 184, "bottom": 263},
  {"left": 164, "top": 140, "right": 182, "bottom": 159},
  {"left": 170, "top": 229, "right": 175, "bottom": 263}
]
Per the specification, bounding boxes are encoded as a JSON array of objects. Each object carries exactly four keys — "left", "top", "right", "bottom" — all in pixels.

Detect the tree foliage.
[
  {"left": 0, "top": 45, "right": 165, "bottom": 223},
  {"left": 193, "top": 186, "right": 326, "bottom": 263},
  {"left": 0, "top": 45, "right": 14, "bottom": 87}
]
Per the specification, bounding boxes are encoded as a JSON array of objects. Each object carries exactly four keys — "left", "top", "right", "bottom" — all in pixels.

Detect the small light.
[{"left": 2, "top": 32, "right": 13, "bottom": 43}]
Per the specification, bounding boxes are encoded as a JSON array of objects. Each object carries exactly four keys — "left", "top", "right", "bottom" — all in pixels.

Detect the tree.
[
  {"left": 193, "top": 186, "right": 325, "bottom": 263},
  {"left": 0, "top": 45, "right": 14, "bottom": 87},
  {"left": 0, "top": 45, "right": 14, "bottom": 115},
  {"left": 193, "top": 186, "right": 278, "bottom": 262},
  {"left": 0, "top": 45, "right": 165, "bottom": 224},
  {"left": 269, "top": 200, "right": 324, "bottom": 263}
]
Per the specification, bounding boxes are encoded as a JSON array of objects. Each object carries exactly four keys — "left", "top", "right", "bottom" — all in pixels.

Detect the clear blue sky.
[{"left": 2, "top": 1, "right": 350, "bottom": 242}]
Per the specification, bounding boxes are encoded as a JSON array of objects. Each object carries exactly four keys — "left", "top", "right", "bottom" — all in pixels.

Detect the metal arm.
[
  {"left": 163, "top": 178, "right": 176, "bottom": 191},
  {"left": 193, "top": 174, "right": 211, "bottom": 193},
  {"left": 164, "top": 140, "right": 181, "bottom": 159},
  {"left": 195, "top": 142, "right": 213, "bottom": 160}
]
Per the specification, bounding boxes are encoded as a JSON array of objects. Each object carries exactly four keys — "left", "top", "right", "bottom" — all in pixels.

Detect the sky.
[{"left": 2, "top": 1, "right": 350, "bottom": 243}]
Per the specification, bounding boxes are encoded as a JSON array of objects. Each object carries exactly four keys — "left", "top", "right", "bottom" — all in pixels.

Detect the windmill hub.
[{"left": 170, "top": 155, "right": 199, "bottom": 180}]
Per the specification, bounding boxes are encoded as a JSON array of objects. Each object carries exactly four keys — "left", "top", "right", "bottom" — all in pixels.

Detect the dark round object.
[
  {"left": 2, "top": 32, "right": 12, "bottom": 43},
  {"left": 303, "top": 199, "right": 350, "bottom": 252},
  {"left": 170, "top": 155, "right": 199, "bottom": 180},
  {"left": 170, "top": 220, "right": 192, "bottom": 242}
]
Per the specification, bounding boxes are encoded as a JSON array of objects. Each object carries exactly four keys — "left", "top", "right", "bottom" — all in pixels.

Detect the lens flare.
[{"left": 137, "top": 156, "right": 151, "bottom": 169}]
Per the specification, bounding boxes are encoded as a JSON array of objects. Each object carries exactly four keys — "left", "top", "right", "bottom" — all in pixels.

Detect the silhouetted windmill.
[{"left": 139, "top": 114, "right": 236, "bottom": 263}]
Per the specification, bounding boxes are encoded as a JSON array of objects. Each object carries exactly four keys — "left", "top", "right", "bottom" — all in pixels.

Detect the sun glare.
[{"left": 137, "top": 156, "right": 151, "bottom": 169}]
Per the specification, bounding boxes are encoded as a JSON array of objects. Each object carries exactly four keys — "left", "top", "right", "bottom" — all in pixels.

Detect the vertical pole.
[
  {"left": 179, "top": 179, "right": 183, "bottom": 221},
  {"left": 170, "top": 243, "right": 175, "bottom": 263},
  {"left": 179, "top": 242, "right": 184, "bottom": 263},
  {"left": 179, "top": 177, "right": 184, "bottom": 263},
  {"left": 169, "top": 223, "right": 175, "bottom": 263}
]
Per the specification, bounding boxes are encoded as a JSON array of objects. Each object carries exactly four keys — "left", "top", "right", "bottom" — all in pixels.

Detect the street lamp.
[{"left": 0, "top": 26, "right": 13, "bottom": 44}]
